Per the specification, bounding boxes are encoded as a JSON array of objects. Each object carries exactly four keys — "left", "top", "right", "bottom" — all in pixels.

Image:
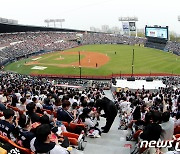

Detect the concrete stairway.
[
  {"left": 72, "top": 90, "right": 135, "bottom": 154},
  {"left": 83, "top": 116, "right": 135, "bottom": 154}
]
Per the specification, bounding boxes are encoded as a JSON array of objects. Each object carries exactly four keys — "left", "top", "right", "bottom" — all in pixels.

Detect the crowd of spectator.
[
  {"left": 0, "top": 71, "right": 178, "bottom": 153},
  {"left": 0, "top": 32, "right": 148, "bottom": 65},
  {"left": 82, "top": 33, "right": 146, "bottom": 45},
  {"left": 0, "top": 31, "right": 179, "bottom": 66},
  {"left": 114, "top": 77, "right": 180, "bottom": 153},
  {"left": 0, "top": 71, "right": 113, "bottom": 153},
  {"left": 165, "top": 41, "right": 180, "bottom": 55},
  {"left": 0, "top": 32, "right": 79, "bottom": 64}
]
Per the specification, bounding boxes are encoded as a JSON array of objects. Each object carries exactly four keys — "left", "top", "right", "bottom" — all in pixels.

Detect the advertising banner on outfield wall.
[
  {"left": 122, "top": 22, "right": 129, "bottom": 31},
  {"left": 129, "top": 22, "right": 136, "bottom": 31}
]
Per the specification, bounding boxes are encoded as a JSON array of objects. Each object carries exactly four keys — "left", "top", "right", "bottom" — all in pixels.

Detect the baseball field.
[{"left": 4, "top": 44, "right": 180, "bottom": 77}]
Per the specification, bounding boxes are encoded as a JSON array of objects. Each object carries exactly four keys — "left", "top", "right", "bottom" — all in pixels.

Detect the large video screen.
[{"left": 145, "top": 27, "right": 168, "bottom": 40}]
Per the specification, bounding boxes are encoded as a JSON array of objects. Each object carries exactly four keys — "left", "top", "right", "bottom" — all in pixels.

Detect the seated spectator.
[
  {"left": 16, "top": 97, "right": 26, "bottom": 112},
  {"left": 140, "top": 111, "right": 162, "bottom": 141},
  {"left": 120, "top": 97, "right": 131, "bottom": 114},
  {"left": 70, "top": 102, "right": 78, "bottom": 121},
  {"left": 32, "top": 97, "right": 43, "bottom": 114},
  {"left": 57, "top": 100, "right": 74, "bottom": 123},
  {"left": 0, "top": 109, "right": 17, "bottom": 142},
  {"left": 78, "top": 100, "right": 87, "bottom": 114},
  {"left": 17, "top": 114, "right": 35, "bottom": 148},
  {"left": 78, "top": 108, "right": 96, "bottom": 130},
  {"left": 25, "top": 93, "right": 32, "bottom": 104},
  {"left": 0, "top": 94, "right": 6, "bottom": 111},
  {"left": 160, "top": 111, "right": 174, "bottom": 140},
  {"left": 30, "top": 124, "right": 68, "bottom": 154},
  {"left": 78, "top": 108, "right": 101, "bottom": 138},
  {"left": 43, "top": 93, "right": 53, "bottom": 111},
  {"left": 26, "top": 102, "right": 40, "bottom": 123},
  {"left": 53, "top": 98, "right": 62, "bottom": 111}
]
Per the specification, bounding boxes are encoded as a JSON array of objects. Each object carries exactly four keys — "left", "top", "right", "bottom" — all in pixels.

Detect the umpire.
[{"left": 96, "top": 97, "right": 118, "bottom": 133}]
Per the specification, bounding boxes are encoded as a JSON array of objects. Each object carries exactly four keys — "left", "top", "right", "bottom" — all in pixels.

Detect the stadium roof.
[{"left": 0, "top": 22, "right": 90, "bottom": 33}]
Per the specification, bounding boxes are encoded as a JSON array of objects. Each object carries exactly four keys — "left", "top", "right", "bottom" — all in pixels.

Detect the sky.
[{"left": 1, "top": 0, "right": 180, "bottom": 34}]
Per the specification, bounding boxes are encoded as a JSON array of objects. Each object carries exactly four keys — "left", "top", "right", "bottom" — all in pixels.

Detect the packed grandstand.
[
  {"left": 0, "top": 21, "right": 179, "bottom": 154},
  {"left": 0, "top": 30, "right": 179, "bottom": 66}
]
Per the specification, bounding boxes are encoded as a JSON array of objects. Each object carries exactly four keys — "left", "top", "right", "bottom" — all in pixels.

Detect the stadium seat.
[
  {"left": 62, "top": 121, "right": 69, "bottom": 128},
  {"left": 133, "top": 130, "right": 143, "bottom": 140},
  {"left": 41, "top": 109, "right": 52, "bottom": 115},
  {"left": 7, "top": 105, "right": 24, "bottom": 115},
  {"left": 53, "top": 111, "right": 57, "bottom": 118},
  {"left": 36, "top": 113, "right": 43, "bottom": 117},
  {"left": 0, "top": 134, "right": 33, "bottom": 154},
  {"left": 0, "top": 112, "right": 3, "bottom": 117},
  {"left": 69, "top": 122, "right": 86, "bottom": 134},
  {"left": 174, "top": 126, "right": 180, "bottom": 135},
  {"left": 62, "top": 132, "right": 79, "bottom": 140},
  {"left": 62, "top": 132, "right": 79, "bottom": 145}
]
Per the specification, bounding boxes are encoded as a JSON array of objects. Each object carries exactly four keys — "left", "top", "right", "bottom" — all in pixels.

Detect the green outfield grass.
[{"left": 5, "top": 44, "right": 180, "bottom": 76}]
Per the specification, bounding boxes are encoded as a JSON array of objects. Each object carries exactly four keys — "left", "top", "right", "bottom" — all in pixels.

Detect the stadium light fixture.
[
  {"left": 55, "top": 19, "right": 65, "bottom": 28},
  {"left": 119, "top": 16, "right": 138, "bottom": 21},
  {"left": 178, "top": 16, "right": 180, "bottom": 21},
  {"left": 44, "top": 19, "right": 65, "bottom": 28},
  {"left": 44, "top": 19, "right": 50, "bottom": 27}
]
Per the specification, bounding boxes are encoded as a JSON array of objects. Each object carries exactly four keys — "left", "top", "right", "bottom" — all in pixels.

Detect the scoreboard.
[{"left": 145, "top": 26, "right": 168, "bottom": 40}]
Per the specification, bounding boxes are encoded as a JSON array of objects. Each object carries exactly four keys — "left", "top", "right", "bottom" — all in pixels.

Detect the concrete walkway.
[{"left": 72, "top": 90, "right": 135, "bottom": 154}]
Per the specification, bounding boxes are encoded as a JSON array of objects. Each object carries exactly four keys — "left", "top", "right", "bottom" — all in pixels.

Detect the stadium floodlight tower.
[
  {"left": 55, "top": 19, "right": 65, "bottom": 28},
  {"left": 44, "top": 19, "right": 50, "bottom": 27},
  {"left": 44, "top": 19, "right": 65, "bottom": 28},
  {"left": 178, "top": 16, "right": 180, "bottom": 21},
  {"left": 119, "top": 16, "right": 138, "bottom": 37}
]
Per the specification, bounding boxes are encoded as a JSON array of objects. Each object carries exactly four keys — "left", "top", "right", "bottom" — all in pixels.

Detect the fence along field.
[{"left": 5, "top": 44, "right": 180, "bottom": 77}]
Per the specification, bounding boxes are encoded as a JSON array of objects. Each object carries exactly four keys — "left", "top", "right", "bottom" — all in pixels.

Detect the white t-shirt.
[
  {"left": 160, "top": 117, "right": 174, "bottom": 140},
  {"left": 36, "top": 102, "right": 43, "bottom": 109},
  {"left": 84, "top": 118, "right": 95, "bottom": 130},
  {"left": 120, "top": 101, "right": 131, "bottom": 112}
]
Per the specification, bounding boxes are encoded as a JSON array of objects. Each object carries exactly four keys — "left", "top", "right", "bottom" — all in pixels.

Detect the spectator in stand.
[
  {"left": 16, "top": 97, "right": 27, "bottom": 112},
  {"left": 160, "top": 111, "right": 174, "bottom": 141},
  {"left": 140, "top": 111, "right": 162, "bottom": 142},
  {"left": 96, "top": 97, "right": 118, "bottom": 133},
  {"left": 17, "top": 114, "right": 35, "bottom": 149},
  {"left": 26, "top": 102, "right": 40, "bottom": 123},
  {"left": 174, "top": 111, "right": 180, "bottom": 127},
  {"left": 0, "top": 109, "right": 17, "bottom": 142},
  {"left": 32, "top": 97, "right": 43, "bottom": 113},
  {"left": 30, "top": 124, "right": 68, "bottom": 154},
  {"left": 57, "top": 100, "right": 74, "bottom": 123},
  {"left": 43, "top": 93, "right": 53, "bottom": 111},
  {"left": 53, "top": 98, "right": 62, "bottom": 111},
  {"left": 0, "top": 94, "right": 6, "bottom": 111}
]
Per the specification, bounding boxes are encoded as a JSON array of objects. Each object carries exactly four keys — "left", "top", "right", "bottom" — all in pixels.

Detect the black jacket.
[{"left": 96, "top": 97, "right": 117, "bottom": 118}]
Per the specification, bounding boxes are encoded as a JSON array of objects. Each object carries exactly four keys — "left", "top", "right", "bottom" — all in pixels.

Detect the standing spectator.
[{"left": 96, "top": 97, "right": 117, "bottom": 133}]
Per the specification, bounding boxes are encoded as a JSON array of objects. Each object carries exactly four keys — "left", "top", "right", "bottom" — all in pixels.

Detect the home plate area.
[{"left": 31, "top": 66, "right": 47, "bottom": 70}]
